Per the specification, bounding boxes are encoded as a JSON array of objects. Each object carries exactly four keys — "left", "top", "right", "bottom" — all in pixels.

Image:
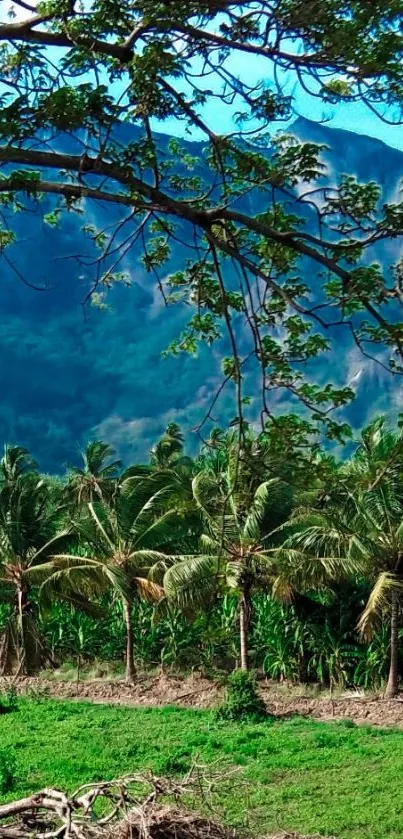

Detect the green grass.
[{"left": 1, "top": 699, "right": 403, "bottom": 838}]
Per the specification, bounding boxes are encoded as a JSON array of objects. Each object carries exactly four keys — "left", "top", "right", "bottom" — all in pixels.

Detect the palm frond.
[
  {"left": 244, "top": 479, "right": 288, "bottom": 541},
  {"left": 199, "top": 533, "right": 220, "bottom": 554},
  {"left": 128, "top": 549, "right": 172, "bottom": 567},
  {"left": 272, "top": 546, "right": 363, "bottom": 594},
  {"left": 88, "top": 502, "right": 115, "bottom": 551},
  {"left": 33, "top": 554, "right": 131, "bottom": 602},
  {"left": 132, "top": 508, "right": 178, "bottom": 550},
  {"left": 31, "top": 528, "right": 73, "bottom": 565},
  {"left": 164, "top": 555, "right": 219, "bottom": 608},
  {"left": 133, "top": 577, "right": 164, "bottom": 602},
  {"left": 225, "top": 560, "right": 242, "bottom": 590},
  {"left": 148, "top": 556, "right": 176, "bottom": 584},
  {"left": 271, "top": 574, "right": 295, "bottom": 604},
  {"left": 130, "top": 487, "right": 171, "bottom": 534},
  {"left": 358, "top": 572, "right": 403, "bottom": 640},
  {"left": 192, "top": 470, "right": 220, "bottom": 516}
]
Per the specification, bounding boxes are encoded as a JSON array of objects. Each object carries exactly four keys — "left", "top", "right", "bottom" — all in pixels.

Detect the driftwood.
[{"left": 0, "top": 768, "right": 242, "bottom": 839}]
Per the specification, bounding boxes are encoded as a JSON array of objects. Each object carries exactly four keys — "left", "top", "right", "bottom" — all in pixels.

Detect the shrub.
[{"left": 216, "top": 669, "right": 266, "bottom": 721}]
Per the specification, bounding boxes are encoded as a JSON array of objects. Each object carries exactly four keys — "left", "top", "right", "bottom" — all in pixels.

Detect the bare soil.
[{"left": 3, "top": 672, "right": 403, "bottom": 728}]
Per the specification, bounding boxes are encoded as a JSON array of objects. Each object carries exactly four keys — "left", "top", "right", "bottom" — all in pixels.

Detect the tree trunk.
[
  {"left": 0, "top": 582, "right": 48, "bottom": 676},
  {"left": 239, "top": 595, "right": 250, "bottom": 671},
  {"left": 385, "top": 590, "right": 399, "bottom": 698},
  {"left": 16, "top": 585, "right": 26, "bottom": 676},
  {"left": 122, "top": 597, "right": 136, "bottom": 683}
]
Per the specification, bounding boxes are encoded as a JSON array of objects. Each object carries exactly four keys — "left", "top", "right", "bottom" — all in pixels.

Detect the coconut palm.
[
  {"left": 0, "top": 444, "right": 37, "bottom": 487},
  {"left": 285, "top": 419, "right": 403, "bottom": 697},
  {"left": 120, "top": 424, "right": 193, "bottom": 495},
  {"left": 0, "top": 469, "right": 71, "bottom": 674},
  {"left": 66, "top": 441, "right": 122, "bottom": 506},
  {"left": 58, "top": 485, "right": 180, "bottom": 681},
  {"left": 0, "top": 466, "right": 127, "bottom": 675},
  {"left": 162, "top": 455, "right": 294, "bottom": 670},
  {"left": 161, "top": 433, "right": 360, "bottom": 672},
  {"left": 150, "top": 423, "right": 187, "bottom": 470},
  {"left": 122, "top": 436, "right": 201, "bottom": 549}
]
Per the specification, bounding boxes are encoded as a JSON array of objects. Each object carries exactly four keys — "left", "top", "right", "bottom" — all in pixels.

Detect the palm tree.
[
  {"left": 161, "top": 431, "right": 358, "bottom": 672},
  {"left": 0, "top": 445, "right": 129, "bottom": 675},
  {"left": 0, "top": 444, "right": 37, "bottom": 486},
  {"left": 162, "top": 457, "right": 293, "bottom": 670},
  {"left": 0, "top": 469, "right": 70, "bottom": 674},
  {"left": 66, "top": 441, "right": 122, "bottom": 506},
  {"left": 285, "top": 419, "right": 403, "bottom": 697},
  {"left": 59, "top": 485, "right": 179, "bottom": 682},
  {"left": 150, "top": 424, "right": 186, "bottom": 470},
  {"left": 120, "top": 424, "right": 192, "bottom": 493}
]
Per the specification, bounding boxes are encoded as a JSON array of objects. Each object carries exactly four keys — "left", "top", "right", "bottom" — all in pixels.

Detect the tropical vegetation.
[
  {"left": 1, "top": 417, "right": 403, "bottom": 695},
  {"left": 0, "top": 2, "right": 402, "bottom": 699}
]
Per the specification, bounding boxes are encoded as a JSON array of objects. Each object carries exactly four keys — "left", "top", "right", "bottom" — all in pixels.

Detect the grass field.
[{"left": 1, "top": 698, "right": 403, "bottom": 839}]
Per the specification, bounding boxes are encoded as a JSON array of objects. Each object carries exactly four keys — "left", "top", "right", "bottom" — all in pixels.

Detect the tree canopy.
[
  {"left": 0, "top": 418, "right": 403, "bottom": 692},
  {"left": 1, "top": 1, "right": 403, "bottom": 442}
]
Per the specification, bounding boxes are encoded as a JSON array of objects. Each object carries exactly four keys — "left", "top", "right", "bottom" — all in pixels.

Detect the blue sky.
[
  {"left": 4, "top": 1, "right": 403, "bottom": 153},
  {"left": 162, "top": 51, "right": 403, "bottom": 152}
]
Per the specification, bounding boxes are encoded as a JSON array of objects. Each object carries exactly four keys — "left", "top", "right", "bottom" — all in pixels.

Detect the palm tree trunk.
[
  {"left": 16, "top": 585, "right": 26, "bottom": 676},
  {"left": 239, "top": 595, "right": 250, "bottom": 671},
  {"left": 1, "top": 583, "right": 45, "bottom": 676},
  {"left": 122, "top": 597, "right": 136, "bottom": 683},
  {"left": 385, "top": 590, "right": 399, "bottom": 698}
]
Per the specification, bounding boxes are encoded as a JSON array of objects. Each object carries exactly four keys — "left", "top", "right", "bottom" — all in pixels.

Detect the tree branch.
[
  {"left": 0, "top": 146, "right": 355, "bottom": 285},
  {"left": 0, "top": 18, "right": 135, "bottom": 62}
]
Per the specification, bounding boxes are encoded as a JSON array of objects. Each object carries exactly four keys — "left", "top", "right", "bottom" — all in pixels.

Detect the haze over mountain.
[{"left": 1, "top": 117, "right": 402, "bottom": 472}]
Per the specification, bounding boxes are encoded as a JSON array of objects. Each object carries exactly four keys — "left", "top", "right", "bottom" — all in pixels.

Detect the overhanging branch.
[{"left": 0, "top": 146, "right": 355, "bottom": 284}]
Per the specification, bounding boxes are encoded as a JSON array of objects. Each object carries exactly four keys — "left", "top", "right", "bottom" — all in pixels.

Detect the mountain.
[{"left": 1, "top": 117, "right": 403, "bottom": 471}]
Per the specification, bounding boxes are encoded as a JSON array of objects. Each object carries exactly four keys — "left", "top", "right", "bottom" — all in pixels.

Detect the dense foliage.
[
  {"left": 1, "top": 0, "right": 403, "bottom": 451},
  {"left": 1, "top": 418, "right": 403, "bottom": 695},
  {"left": 1, "top": 0, "right": 403, "bottom": 700}
]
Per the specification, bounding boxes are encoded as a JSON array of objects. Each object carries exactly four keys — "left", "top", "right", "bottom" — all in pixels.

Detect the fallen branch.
[{"left": 0, "top": 768, "right": 241, "bottom": 839}]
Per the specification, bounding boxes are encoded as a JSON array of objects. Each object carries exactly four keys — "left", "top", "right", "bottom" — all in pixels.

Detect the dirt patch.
[
  {"left": 0, "top": 672, "right": 223, "bottom": 708},
  {"left": 2, "top": 673, "right": 403, "bottom": 728},
  {"left": 259, "top": 686, "right": 403, "bottom": 728},
  {"left": 105, "top": 685, "right": 403, "bottom": 727}
]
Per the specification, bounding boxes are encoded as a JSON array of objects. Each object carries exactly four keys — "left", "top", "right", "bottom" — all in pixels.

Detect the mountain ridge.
[{"left": 1, "top": 119, "right": 402, "bottom": 471}]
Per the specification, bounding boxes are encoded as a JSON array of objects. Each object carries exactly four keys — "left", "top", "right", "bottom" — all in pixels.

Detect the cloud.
[{"left": 92, "top": 404, "right": 205, "bottom": 462}]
